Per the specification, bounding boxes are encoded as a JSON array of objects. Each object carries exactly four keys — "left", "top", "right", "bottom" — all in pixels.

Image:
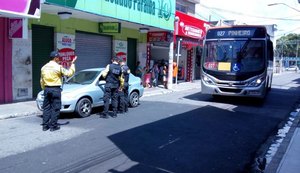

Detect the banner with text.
[{"left": 57, "top": 33, "right": 76, "bottom": 68}]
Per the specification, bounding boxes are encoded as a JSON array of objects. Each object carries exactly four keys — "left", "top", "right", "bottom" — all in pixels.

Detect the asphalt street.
[{"left": 0, "top": 72, "right": 299, "bottom": 173}]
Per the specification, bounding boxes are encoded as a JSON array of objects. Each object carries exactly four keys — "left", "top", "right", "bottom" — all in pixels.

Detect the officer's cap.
[{"left": 50, "top": 51, "right": 59, "bottom": 58}]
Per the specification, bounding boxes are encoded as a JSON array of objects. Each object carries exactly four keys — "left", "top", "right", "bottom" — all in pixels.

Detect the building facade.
[{"left": 0, "top": 0, "right": 176, "bottom": 104}]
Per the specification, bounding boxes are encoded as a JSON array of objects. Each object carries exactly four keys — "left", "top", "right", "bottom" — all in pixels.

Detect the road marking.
[{"left": 158, "top": 137, "right": 181, "bottom": 149}]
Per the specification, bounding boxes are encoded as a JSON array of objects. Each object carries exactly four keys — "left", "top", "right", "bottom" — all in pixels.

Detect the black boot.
[
  {"left": 42, "top": 125, "right": 49, "bottom": 131},
  {"left": 100, "top": 113, "right": 109, "bottom": 119},
  {"left": 50, "top": 125, "right": 60, "bottom": 132},
  {"left": 111, "top": 112, "right": 117, "bottom": 118}
]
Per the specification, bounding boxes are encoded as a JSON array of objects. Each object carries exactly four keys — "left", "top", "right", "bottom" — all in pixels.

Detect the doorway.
[{"left": 127, "top": 38, "right": 137, "bottom": 73}]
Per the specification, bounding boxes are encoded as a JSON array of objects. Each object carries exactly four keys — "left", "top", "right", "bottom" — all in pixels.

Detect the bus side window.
[{"left": 267, "top": 40, "right": 274, "bottom": 61}]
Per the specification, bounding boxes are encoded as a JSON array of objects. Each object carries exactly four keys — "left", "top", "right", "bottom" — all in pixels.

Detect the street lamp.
[{"left": 268, "top": 3, "right": 300, "bottom": 13}]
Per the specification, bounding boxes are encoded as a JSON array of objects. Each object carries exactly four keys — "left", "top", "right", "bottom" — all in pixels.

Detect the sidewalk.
[
  {"left": 265, "top": 108, "right": 300, "bottom": 173},
  {"left": 0, "top": 80, "right": 201, "bottom": 121}
]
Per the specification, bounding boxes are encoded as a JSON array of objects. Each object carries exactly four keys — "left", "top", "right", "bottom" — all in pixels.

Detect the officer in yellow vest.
[{"left": 40, "top": 51, "right": 76, "bottom": 131}]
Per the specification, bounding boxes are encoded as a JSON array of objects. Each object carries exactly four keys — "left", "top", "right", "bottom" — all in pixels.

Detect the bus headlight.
[{"left": 248, "top": 77, "right": 264, "bottom": 87}]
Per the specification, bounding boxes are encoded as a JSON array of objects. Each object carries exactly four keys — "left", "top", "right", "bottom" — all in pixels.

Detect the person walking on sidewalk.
[
  {"left": 40, "top": 51, "right": 76, "bottom": 131},
  {"left": 100, "top": 56, "right": 124, "bottom": 118}
]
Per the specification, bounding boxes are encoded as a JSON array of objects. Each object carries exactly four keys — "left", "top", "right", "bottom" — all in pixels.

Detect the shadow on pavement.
[{"left": 108, "top": 105, "right": 283, "bottom": 173}]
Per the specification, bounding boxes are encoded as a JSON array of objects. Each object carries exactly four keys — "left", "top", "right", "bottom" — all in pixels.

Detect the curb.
[
  {"left": 264, "top": 103, "right": 300, "bottom": 173},
  {"left": 0, "top": 111, "right": 42, "bottom": 121}
]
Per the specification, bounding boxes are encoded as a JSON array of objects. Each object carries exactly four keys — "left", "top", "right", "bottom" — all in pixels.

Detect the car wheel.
[
  {"left": 75, "top": 98, "right": 92, "bottom": 118},
  {"left": 129, "top": 91, "right": 139, "bottom": 107}
]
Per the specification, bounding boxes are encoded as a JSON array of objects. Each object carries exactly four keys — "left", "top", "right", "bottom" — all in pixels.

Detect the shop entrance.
[
  {"left": 32, "top": 25, "right": 54, "bottom": 97},
  {"left": 194, "top": 47, "right": 202, "bottom": 79},
  {"left": 127, "top": 38, "right": 137, "bottom": 72},
  {"left": 75, "top": 32, "right": 112, "bottom": 70}
]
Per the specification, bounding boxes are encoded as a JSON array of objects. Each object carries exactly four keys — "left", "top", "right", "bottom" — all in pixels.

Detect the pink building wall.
[{"left": 0, "top": 18, "right": 13, "bottom": 104}]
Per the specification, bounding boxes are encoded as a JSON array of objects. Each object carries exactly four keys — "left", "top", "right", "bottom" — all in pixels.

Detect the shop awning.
[
  {"left": 175, "top": 11, "right": 209, "bottom": 40},
  {"left": 174, "top": 11, "right": 209, "bottom": 49},
  {"left": 0, "top": 0, "right": 41, "bottom": 18}
]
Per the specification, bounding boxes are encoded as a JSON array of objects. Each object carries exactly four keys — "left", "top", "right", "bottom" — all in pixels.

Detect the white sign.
[
  {"left": 56, "top": 33, "right": 76, "bottom": 68},
  {"left": 57, "top": 33, "right": 75, "bottom": 50},
  {"left": 114, "top": 40, "right": 127, "bottom": 62}
]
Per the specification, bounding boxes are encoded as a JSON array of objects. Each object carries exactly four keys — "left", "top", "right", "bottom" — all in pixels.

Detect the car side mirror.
[{"left": 98, "top": 80, "right": 106, "bottom": 85}]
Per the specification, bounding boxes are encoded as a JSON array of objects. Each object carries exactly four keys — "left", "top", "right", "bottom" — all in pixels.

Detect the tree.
[{"left": 276, "top": 33, "right": 300, "bottom": 57}]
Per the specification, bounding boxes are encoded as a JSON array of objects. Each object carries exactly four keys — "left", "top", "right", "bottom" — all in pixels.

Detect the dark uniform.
[
  {"left": 119, "top": 63, "right": 130, "bottom": 113},
  {"left": 101, "top": 58, "right": 123, "bottom": 118}
]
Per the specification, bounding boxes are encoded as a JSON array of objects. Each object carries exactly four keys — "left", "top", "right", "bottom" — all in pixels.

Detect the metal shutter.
[{"left": 75, "top": 32, "right": 112, "bottom": 71}]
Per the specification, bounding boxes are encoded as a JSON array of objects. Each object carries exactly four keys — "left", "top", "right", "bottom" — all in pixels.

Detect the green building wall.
[{"left": 28, "top": 13, "right": 147, "bottom": 42}]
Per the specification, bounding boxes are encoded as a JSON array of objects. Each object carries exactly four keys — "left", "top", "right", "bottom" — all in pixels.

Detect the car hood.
[{"left": 61, "top": 84, "right": 86, "bottom": 94}]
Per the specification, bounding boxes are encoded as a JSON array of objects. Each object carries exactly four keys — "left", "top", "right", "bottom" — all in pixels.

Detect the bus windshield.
[{"left": 203, "top": 40, "right": 265, "bottom": 73}]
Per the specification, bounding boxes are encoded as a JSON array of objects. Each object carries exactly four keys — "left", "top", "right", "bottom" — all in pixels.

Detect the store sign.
[
  {"left": 147, "top": 31, "right": 171, "bottom": 42},
  {"left": 175, "top": 11, "right": 210, "bottom": 39},
  {"left": 0, "top": 0, "right": 41, "bottom": 18},
  {"left": 99, "top": 22, "right": 121, "bottom": 33},
  {"left": 45, "top": 0, "right": 175, "bottom": 31},
  {"left": 9, "top": 18, "right": 28, "bottom": 39},
  {"left": 57, "top": 33, "right": 76, "bottom": 68}
]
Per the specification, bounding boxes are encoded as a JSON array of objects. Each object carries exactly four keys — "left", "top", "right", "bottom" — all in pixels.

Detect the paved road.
[{"left": 0, "top": 72, "right": 299, "bottom": 173}]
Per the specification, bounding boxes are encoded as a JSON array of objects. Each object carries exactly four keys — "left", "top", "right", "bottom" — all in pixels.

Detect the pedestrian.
[
  {"left": 40, "top": 51, "right": 76, "bottom": 131},
  {"left": 173, "top": 62, "right": 178, "bottom": 84},
  {"left": 135, "top": 61, "right": 143, "bottom": 78},
  {"left": 151, "top": 63, "right": 159, "bottom": 87},
  {"left": 100, "top": 56, "right": 124, "bottom": 118},
  {"left": 162, "top": 65, "right": 168, "bottom": 89},
  {"left": 118, "top": 58, "right": 130, "bottom": 114}
]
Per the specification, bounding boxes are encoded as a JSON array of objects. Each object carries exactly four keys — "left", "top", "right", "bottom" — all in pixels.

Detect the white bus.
[{"left": 201, "top": 25, "right": 274, "bottom": 99}]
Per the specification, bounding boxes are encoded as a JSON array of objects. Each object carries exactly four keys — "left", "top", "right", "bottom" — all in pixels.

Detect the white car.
[
  {"left": 286, "top": 65, "right": 299, "bottom": 71},
  {"left": 36, "top": 68, "right": 144, "bottom": 118}
]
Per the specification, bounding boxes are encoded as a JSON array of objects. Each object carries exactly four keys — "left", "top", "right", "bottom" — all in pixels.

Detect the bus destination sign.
[{"left": 206, "top": 27, "right": 266, "bottom": 39}]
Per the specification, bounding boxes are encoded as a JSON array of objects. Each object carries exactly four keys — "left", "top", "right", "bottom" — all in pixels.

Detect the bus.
[{"left": 201, "top": 25, "right": 274, "bottom": 99}]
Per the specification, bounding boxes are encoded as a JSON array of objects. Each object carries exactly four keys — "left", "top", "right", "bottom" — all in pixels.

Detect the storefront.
[
  {"left": 0, "top": 0, "right": 175, "bottom": 103},
  {"left": 174, "top": 11, "right": 209, "bottom": 82},
  {"left": 146, "top": 11, "right": 209, "bottom": 85},
  {"left": 0, "top": 0, "right": 41, "bottom": 104}
]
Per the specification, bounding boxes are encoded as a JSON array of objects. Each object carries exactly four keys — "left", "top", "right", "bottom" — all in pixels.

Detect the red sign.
[
  {"left": 147, "top": 31, "right": 171, "bottom": 42},
  {"left": 58, "top": 48, "right": 75, "bottom": 68},
  {"left": 175, "top": 11, "right": 210, "bottom": 39},
  {"left": 116, "top": 52, "right": 127, "bottom": 62}
]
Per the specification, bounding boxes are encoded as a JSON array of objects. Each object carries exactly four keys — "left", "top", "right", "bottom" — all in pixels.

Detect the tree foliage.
[{"left": 276, "top": 33, "right": 300, "bottom": 57}]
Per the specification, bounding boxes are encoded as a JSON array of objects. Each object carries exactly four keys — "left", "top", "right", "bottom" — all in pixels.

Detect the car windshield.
[
  {"left": 66, "top": 70, "right": 100, "bottom": 84},
  {"left": 203, "top": 40, "right": 265, "bottom": 73}
]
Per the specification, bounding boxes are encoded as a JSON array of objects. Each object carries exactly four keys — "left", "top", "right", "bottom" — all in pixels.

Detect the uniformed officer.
[
  {"left": 100, "top": 56, "right": 124, "bottom": 118},
  {"left": 40, "top": 51, "right": 76, "bottom": 131},
  {"left": 118, "top": 58, "right": 130, "bottom": 113}
]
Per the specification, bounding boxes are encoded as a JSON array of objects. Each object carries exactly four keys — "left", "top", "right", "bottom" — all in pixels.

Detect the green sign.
[
  {"left": 99, "top": 22, "right": 121, "bottom": 33},
  {"left": 45, "top": 0, "right": 175, "bottom": 31}
]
